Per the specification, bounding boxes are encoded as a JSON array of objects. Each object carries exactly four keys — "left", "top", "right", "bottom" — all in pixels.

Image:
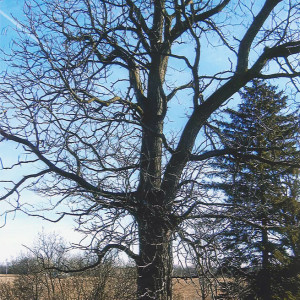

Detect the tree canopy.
[
  {"left": 212, "top": 80, "right": 300, "bottom": 299},
  {"left": 0, "top": 1, "right": 299, "bottom": 299}
]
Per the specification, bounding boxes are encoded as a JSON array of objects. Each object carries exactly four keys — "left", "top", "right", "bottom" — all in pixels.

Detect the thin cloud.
[{"left": 0, "top": 8, "right": 38, "bottom": 42}]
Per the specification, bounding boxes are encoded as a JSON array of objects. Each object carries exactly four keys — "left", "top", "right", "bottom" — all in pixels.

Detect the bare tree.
[
  {"left": 0, "top": 1, "right": 299, "bottom": 299},
  {"left": 0, "top": 233, "right": 137, "bottom": 300}
]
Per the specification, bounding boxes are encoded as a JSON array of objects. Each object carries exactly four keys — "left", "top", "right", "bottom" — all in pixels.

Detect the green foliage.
[{"left": 214, "top": 80, "right": 300, "bottom": 299}]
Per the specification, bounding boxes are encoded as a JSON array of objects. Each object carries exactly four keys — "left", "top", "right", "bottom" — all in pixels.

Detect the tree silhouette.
[
  {"left": 213, "top": 80, "right": 300, "bottom": 299},
  {"left": 0, "top": 1, "right": 299, "bottom": 299}
]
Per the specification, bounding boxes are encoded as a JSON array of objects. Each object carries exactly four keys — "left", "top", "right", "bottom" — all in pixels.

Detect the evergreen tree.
[
  {"left": 1, "top": 2, "right": 300, "bottom": 299},
  {"left": 214, "top": 80, "right": 300, "bottom": 299}
]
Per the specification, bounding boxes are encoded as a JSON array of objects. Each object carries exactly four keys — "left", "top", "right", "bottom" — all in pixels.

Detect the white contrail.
[
  {"left": 0, "top": 8, "right": 19, "bottom": 27},
  {"left": 0, "top": 8, "right": 38, "bottom": 42}
]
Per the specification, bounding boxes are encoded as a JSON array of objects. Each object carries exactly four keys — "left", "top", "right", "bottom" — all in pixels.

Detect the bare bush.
[{"left": 0, "top": 264, "right": 136, "bottom": 300}]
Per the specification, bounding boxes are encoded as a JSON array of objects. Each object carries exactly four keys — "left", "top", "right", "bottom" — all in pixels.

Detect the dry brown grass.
[
  {"left": 0, "top": 275, "right": 225, "bottom": 300},
  {"left": 0, "top": 275, "right": 18, "bottom": 283},
  {"left": 173, "top": 278, "right": 202, "bottom": 300},
  {"left": 0, "top": 272, "right": 135, "bottom": 300}
]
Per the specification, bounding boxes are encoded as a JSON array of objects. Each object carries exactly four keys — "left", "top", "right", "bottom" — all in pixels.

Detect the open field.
[
  {"left": 0, "top": 275, "right": 17, "bottom": 283},
  {"left": 173, "top": 278, "right": 203, "bottom": 299},
  {"left": 0, "top": 274, "right": 215, "bottom": 300}
]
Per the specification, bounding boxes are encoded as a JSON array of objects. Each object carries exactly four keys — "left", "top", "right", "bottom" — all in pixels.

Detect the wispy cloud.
[{"left": 0, "top": 8, "right": 38, "bottom": 42}]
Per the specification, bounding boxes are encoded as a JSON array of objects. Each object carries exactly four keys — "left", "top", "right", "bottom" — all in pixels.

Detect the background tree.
[
  {"left": 0, "top": 1, "right": 300, "bottom": 299},
  {"left": 212, "top": 80, "right": 300, "bottom": 299},
  {"left": 0, "top": 233, "right": 137, "bottom": 300}
]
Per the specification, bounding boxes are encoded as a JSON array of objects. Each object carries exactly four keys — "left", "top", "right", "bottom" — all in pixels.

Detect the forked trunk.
[{"left": 137, "top": 218, "right": 173, "bottom": 300}]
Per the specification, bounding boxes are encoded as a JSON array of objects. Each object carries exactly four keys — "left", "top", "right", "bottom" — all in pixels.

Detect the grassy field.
[
  {"left": 173, "top": 278, "right": 203, "bottom": 299},
  {"left": 0, "top": 274, "right": 212, "bottom": 300},
  {"left": 0, "top": 274, "right": 17, "bottom": 283}
]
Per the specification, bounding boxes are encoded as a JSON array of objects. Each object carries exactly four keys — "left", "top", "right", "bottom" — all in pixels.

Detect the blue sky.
[
  {"left": 0, "top": 0, "right": 22, "bottom": 44},
  {"left": 0, "top": 0, "right": 298, "bottom": 264},
  {"left": 0, "top": 0, "right": 226, "bottom": 264},
  {"left": 0, "top": 0, "right": 83, "bottom": 264},
  {"left": 0, "top": 141, "right": 82, "bottom": 264}
]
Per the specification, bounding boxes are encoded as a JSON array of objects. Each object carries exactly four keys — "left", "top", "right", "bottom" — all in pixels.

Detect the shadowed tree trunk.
[
  {"left": 259, "top": 221, "right": 271, "bottom": 300},
  {"left": 137, "top": 215, "right": 173, "bottom": 300},
  {"left": 0, "top": 1, "right": 299, "bottom": 300}
]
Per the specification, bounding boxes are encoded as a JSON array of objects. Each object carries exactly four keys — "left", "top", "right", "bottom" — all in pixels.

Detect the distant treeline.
[{"left": 0, "top": 257, "right": 35, "bottom": 275}]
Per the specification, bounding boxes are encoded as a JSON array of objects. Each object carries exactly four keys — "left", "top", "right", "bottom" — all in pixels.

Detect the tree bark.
[
  {"left": 137, "top": 214, "right": 173, "bottom": 300},
  {"left": 259, "top": 223, "right": 271, "bottom": 300}
]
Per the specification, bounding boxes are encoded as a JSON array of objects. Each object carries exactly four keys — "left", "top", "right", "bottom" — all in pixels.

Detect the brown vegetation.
[
  {"left": 0, "top": 274, "right": 220, "bottom": 300},
  {"left": 0, "top": 270, "right": 135, "bottom": 300},
  {"left": 1, "top": 1, "right": 299, "bottom": 299}
]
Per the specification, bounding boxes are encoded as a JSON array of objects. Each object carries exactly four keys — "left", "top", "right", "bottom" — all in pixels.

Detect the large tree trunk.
[
  {"left": 259, "top": 225, "right": 271, "bottom": 300},
  {"left": 137, "top": 216, "right": 173, "bottom": 300}
]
